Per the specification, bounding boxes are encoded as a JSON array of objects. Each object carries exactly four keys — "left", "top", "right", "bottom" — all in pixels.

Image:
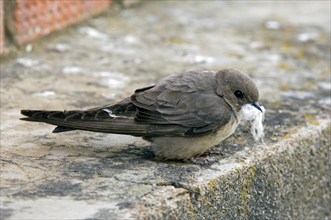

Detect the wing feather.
[
  {"left": 21, "top": 70, "right": 233, "bottom": 137},
  {"left": 131, "top": 70, "right": 233, "bottom": 135}
]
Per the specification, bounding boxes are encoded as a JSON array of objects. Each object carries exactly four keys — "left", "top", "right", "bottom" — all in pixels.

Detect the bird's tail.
[{"left": 20, "top": 107, "right": 148, "bottom": 136}]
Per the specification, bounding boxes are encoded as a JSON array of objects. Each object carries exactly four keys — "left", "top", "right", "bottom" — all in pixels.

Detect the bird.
[{"left": 21, "top": 68, "right": 263, "bottom": 160}]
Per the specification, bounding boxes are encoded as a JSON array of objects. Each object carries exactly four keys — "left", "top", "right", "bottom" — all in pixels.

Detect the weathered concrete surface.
[{"left": 1, "top": 1, "right": 330, "bottom": 219}]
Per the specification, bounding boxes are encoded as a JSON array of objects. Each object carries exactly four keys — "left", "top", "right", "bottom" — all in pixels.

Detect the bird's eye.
[{"left": 234, "top": 90, "right": 244, "bottom": 98}]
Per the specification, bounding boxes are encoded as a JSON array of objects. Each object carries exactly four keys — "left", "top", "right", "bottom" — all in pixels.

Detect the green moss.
[
  {"left": 241, "top": 166, "right": 257, "bottom": 217},
  {"left": 208, "top": 179, "right": 218, "bottom": 192}
]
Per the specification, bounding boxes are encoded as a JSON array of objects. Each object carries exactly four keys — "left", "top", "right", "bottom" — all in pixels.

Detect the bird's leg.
[{"left": 200, "top": 146, "right": 225, "bottom": 157}]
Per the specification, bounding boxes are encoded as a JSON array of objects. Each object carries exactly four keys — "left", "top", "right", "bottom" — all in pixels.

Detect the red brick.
[
  {"left": 5, "top": 0, "right": 112, "bottom": 46},
  {"left": 0, "top": 0, "right": 3, "bottom": 54}
]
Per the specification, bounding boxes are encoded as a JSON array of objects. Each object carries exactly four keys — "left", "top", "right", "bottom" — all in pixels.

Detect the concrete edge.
[{"left": 127, "top": 118, "right": 331, "bottom": 219}]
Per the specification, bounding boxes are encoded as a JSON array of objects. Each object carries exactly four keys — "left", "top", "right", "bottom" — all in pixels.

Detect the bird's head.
[{"left": 215, "top": 68, "right": 261, "bottom": 113}]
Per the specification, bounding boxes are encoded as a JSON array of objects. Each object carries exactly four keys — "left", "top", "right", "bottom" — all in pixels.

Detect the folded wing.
[{"left": 21, "top": 70, "right": 233, "bottom": 137}]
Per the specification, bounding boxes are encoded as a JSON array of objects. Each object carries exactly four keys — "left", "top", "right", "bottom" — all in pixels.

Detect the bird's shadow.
[{"left": 43, "top": 129, "right": 256, "bottom": 167}]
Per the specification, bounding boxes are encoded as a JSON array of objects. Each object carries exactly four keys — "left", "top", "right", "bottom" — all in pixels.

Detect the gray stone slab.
[{"left": 1, "top": 1, "right": 330, "bottom": 219}]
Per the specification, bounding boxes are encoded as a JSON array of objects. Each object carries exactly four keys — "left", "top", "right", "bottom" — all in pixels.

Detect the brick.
[
  {"left": 4, "top": 0, "right": 112, "bottom": 46},
  {"left": 0, "top": 0, "right": 3, "bottom": 54}
]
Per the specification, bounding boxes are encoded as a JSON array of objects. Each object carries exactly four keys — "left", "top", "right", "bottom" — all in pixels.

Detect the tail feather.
[
  {"left": 20, "top": 109, "right": 148, "bottom": 136},
  {"left": 21, "top": 110, "right": 77, "bottom": 133},
  {"left": 52, "top": 126, "right": 77, "bottom": 133},
  {"left": 21, "top": 110, "right": 58, "bottom": 120}
]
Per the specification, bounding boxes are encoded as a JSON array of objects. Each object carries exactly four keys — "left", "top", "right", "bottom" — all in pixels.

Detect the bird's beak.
[{"left": 251, "top": 102, "right": 263, "bottom": 112}]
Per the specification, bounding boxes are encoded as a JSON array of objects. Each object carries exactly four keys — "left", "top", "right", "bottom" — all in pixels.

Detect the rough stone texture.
[{"left": 0, "top": 1, "right": 330, "bottom": 219}]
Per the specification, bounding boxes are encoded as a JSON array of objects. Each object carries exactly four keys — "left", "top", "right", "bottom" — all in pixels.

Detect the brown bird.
[{"left": 21, "top": 68, "right": 262, "bottom": 160}]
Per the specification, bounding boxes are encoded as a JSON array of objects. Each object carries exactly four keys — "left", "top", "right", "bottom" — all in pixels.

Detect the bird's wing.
[
  {"left": 21, "top": 71, "right": 234, "bottom": 137},
  {"left": 21, "top": 97, "right": 189, "bottom": 136},
  {"left": 131, "top": 71, "right": 234, "bottom": 136}
]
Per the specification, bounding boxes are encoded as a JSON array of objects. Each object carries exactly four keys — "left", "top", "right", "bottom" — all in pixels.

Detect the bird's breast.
[{"left": 149, "top": 114, "right": 239, "bottom": 160}]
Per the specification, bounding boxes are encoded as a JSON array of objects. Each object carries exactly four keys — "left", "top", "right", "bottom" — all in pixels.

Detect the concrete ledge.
[
  {"left": 1, "top": 1, "right": 330, "bottom": 219},
  {"left": 111, "top": 120, "right": 331, "bottom": 219},
  {"left": 183, "top": 121, "right": 330, "bottom": 219},
  {"left": 1, "top": 120, "right": 329, "bottom": 219}
]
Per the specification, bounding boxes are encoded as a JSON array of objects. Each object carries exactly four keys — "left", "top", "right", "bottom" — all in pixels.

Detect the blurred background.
[
  {"left": 1, "top": 0, "right": 330, "bottom": 107},
  {"left": 1, "top": 0, "right": 330, "bottom": 127},
  {"left": 0, "top": 1, "right": 330, "bottom": 219}
]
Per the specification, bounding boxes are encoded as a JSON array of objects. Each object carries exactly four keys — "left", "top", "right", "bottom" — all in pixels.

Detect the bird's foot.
[{"left": 200, "top": 148, "right": 225, "bottom": 157}]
